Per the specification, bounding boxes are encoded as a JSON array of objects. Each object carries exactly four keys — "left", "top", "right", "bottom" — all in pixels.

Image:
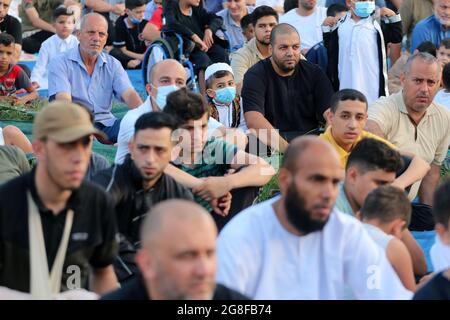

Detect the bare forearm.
[
  {"left": 85, "top": 0, "right": 113, "bottom": 12},
  {"left": 19, "top": 91, "right": 39, "bottom": 104},
  {"left": 226, "top": 163, "right": 274, "bottom": 189},
  {"left": 365, "top": 120, "right": 386, "bottom": 139},
  {"left": 123, "top": 90, "right": 143, "bottom": 109},
  {"left": 401, "top": 229, "right": 427, "bottom": 276},
  {"left": 245, "top": 111, "right": 289, "bottom": 152},
  {"left": 120, "top": 47, "right": 144, "bottom": 61},
  {"left": 394, "top": 154, "right": 430, "bottom": 189},
  {"left": 418, "top": 164, "right": 441, "bottom": 205},
  {"left": 164, "top": 163, "right": 203, "bottom": 188}
]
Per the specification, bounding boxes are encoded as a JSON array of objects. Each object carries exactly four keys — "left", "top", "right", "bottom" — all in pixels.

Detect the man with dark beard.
[
  {"left": 216, "top": 136, "right": 413, "bottom": 299},
  {"left": 242, "top": 23, "right": 334, "bottom": 153}
]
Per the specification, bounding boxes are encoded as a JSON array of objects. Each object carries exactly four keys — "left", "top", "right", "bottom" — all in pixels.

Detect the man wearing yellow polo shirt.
[{"left": 320, "top": 88, "right": 430, "bottom": 192}]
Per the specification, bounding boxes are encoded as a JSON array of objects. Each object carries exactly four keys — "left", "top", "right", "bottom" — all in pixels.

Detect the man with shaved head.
[
  {"left": 48, "top": 12, "right": 143, "bottom": 144},
  {"left": 217, "top": 136, "right": 412, "bottom": 299},
  {"left": 102, "top": 199, "right": 248, "bottom": 300},
  {"left": 242, "top": 23, "right": 334, "bottom": 154}
]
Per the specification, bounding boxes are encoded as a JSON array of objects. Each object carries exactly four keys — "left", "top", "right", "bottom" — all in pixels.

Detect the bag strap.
[{"left": 28, "top": 192, "right": 74, "bottom": 299}]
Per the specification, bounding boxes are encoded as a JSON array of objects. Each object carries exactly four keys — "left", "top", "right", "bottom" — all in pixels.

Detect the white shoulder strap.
[{"left": 28, "top": 192, "right": 74, "bottom": 300}]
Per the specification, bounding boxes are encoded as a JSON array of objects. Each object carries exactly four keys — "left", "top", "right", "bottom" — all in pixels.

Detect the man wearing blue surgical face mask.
[
  {"left": 115, "top": 59, "right": 187, "bottom": 164},
  {"left": 323, "top": 0, "right": 402, "bottom": 106},
  {"left": 205, "top": 63, "right": 247, "bottom": 130}
]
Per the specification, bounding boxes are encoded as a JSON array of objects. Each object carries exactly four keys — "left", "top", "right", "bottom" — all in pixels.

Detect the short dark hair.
[
  {"left": 53, "top": 5, "right": 74, "bottom": 20},
  {"left": 269, "top": 23, "right": 299, "bottom": 47},
  {"left": 205, "top": 70, "right": 234, "bottom": 89},
  {"left": 283, "top": 0, "right": 298, "bottom": 13},
  {"left": 0, "top": 33, "right": 15, "bottom": 46},
  {"left": 327, "top": 3, "right": 347, "bottom": 17},
  {"left": 440, "top": 38, "right": 450, "bottom": 50},
  {"left": 251, "top": 5, "right": 278, "bottom": 26},
  {"left": 125, "top": 0, "right": 146, "bottom": 10},
  {"left": 241, "top": 13, "right": 253, "bottom": 29},
  {"left": 443, "top": 63, "right": 450, "bottom": 90},
  {"left": 134, "top": 112, "right": 178, "bottom": 136},
  {"left": 416, "top": 41, "right": 437, "bottom": 57},
  {"left": 329, "top": 89, "right": 368, "bottom": 114},
  {"left": 433, "top": 179, "right": 450, "bottom": 228},
  {"left": 163, "top": 88, "right": 210, "bottom": 125},
  {"left": 360, "top": 185, "right": 412, "bottom": 226},
  {"left": 346, "top": 138, "right": 404, "bottom": 174}
]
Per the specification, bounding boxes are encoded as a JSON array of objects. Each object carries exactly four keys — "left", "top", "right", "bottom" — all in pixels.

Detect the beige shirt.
[
  {"left": 369, "top": 91, "right": 450, "bottom": 199},
  {"left": 230, "top": 38, "right": 266, "bottom": 85},
  {"left": 369, "top": 91, "right": 450, "bottom": 166}
]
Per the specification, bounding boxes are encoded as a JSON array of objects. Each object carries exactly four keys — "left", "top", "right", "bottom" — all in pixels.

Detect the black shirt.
[
  {"left": 413, "top": 271, "right": 450, "bottom": 300},
  {"left": 242, "top": 58, "right": 334, "bottom": 141},
  {"left": 101, "top": 273, "right": 250, "bottom": 300},
  {"left": 163, "top": 0, "right": 224, "bottom": 39},
  {"left": 0, "top": 15, "right": 22, "bottom": 45},
  {"left": 113, "top": 15, "right": 148, "bottom": 54},
  {"left": 0, "top": 169, "right": 118, "bottom": 293},
  {"left": 93, "top": 155, "right": 194, "bottom": 247}
]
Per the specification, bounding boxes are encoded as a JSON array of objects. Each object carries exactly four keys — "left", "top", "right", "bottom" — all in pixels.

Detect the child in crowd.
[
  {"left": 205, "top": 63, "right": 247, "bottom": 131},
  {"left": 164, "top": 0, "right": 229, "bottom": 93},
  {"left": 110, "top": 0, "right": 148, "bottom": 69},
  {"left": 30, "top": 5, "right": 79, "bottom": 90},
  {"left": 434, "top": 63, "right": 450, "bottom": 110},
  {"left": 141, "top": 0, "right": 163, "bottom": 43},
  {"left": 240, "top": 13, "right": 254, "bottom": 42},
  {"left": 0, "top": 33, "right": 37, "bottom": 105},
  {"left": 437, "top": 38, "right": 450, "bottom": 69},
  {"left": 359, "top": 185, "right": 416, "bottom": 292}
]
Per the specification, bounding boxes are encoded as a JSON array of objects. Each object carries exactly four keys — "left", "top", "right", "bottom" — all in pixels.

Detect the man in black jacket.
[
  {"left": 93, "top": 112, "right": 194, "bottom": 282},
  {"left": 102, "top": 199, "right": 249, "bottom": 300}
]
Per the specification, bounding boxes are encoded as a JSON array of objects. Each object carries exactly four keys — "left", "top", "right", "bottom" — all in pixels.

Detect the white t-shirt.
[
  {"left": 434, "top": 89, "right": 450, "bottom": 110},
  {"left": 255, "top": 0, "right": 284, "bottom": 10},
  {"left": 216, "top": 195, "right": 412, "bottom": 300},
  {"left": 430, "top": 236, "right": 450, "bottom": 273},
  {"left": 280, "top": 7, "right": 327, "bottom": 49},
  {"left": 338, "top": 13, "right": 380, "bottom": 106}
]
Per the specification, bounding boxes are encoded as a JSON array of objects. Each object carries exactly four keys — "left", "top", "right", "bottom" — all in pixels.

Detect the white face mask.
[{"left": 151, "top": 84, "right": 180, "bottom": 109}]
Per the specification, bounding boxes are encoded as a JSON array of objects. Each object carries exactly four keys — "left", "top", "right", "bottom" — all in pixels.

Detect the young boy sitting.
[
  {"left": 240, "top": 13, "right": 254, "bottom": 42},
  {"left": 30, "top": 5, "right": 79, "bottom": 90},
  {"left": 0, "top": 33, "right": 37, "bottom": 105},
  {"left": 205, "top": 62, "right": 247, "bottom": 131},
  {"left": 163, "top": 88, "right": 274, "bottom": 230},
  {"left": 164, "top": 0, "right": 229, "bottom": 93},
  {"left": 110, "top": 0, "right": 148, "bottom": 69},
  {"left": 320, "top": 89, "right": 429, "bottom": 192},
  {"left": 359, "top": 185, "right": 416, "bottom": 292}
]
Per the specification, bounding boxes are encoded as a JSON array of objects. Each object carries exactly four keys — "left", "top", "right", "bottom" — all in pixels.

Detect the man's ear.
[
  {"left": 135, "top": 249, "right": 156, "bottom": 281},
  {"left": 32, "top": 140, "right": 44, "bottom": 160},
  {"left": 278, "top": 167, "right": 292, "bottom": 195},
  {"left": 128, "top": 139, "right": 134, "bottom": 157},
  {"left": 400, "top": 72, "right": 406, "bottom": 86},
  {"left": 391, "top": 219, "right": 407, "bottom": 239},
  {"left": 269, "top": 44, "right": 273, "bottom": 56},
  {"left": 326, "top": 109, "right": 334, "bottom": 125},
  {"left": 145, "top": 83, "right": 152, "bottom": 95}
]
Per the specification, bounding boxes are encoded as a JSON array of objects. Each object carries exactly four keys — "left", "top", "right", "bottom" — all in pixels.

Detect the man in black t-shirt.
[
  {"left": 102, "top": 199, "right": 249, "bottom": 300},
  {"left": 242, "top": 23, "right": 334, "bottom": 153},
  {"left": 0, "top": 0, "right": 22, "bottom": 64},
  {"left": 0, "top": 101, "right": 119, "bottom": 297},
  {"left": 110, "top": 0, "right": 148, "bottom": 69},
  {"left": 93, "top": 112, "right": 195, "bottom": 282}
]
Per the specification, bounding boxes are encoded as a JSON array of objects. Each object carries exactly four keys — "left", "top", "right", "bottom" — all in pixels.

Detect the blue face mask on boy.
[
  {"left": 130, "top": 16, "right": 142, "bottom": 25},
  {"left": 213, "top": 87, "right": 236, "bottom": 105},
  {"left": 354, "top": 1, "right": 375, "bottom": 18}
]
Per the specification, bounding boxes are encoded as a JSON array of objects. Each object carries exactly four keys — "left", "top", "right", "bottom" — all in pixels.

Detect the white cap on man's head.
[{"left": 204, "top": 63, "right": 234, "bottom": 81}]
